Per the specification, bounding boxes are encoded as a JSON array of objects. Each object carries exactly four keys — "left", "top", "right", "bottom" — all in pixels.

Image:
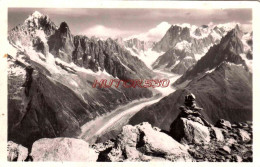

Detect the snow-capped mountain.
[
  {"left": 175, "top": 24, "right": 251, "bottom": 85},
  {"left": 7, "top": 11, "right": 154, "bottom": 148},
  {"left": 125, "top": 21, "right": 172, "bottom": 42},
  {"left": 151, "top": 22, "right": 251, "bottom": 74},
  {"left": 120, "top": 22, "right": 172, "bottom": 68},
  {"left": 121, "top": 38, "right": 163, "bottom": 69},
  {"left": 129, "top": 26, "right": 252, "bottom": 131}
]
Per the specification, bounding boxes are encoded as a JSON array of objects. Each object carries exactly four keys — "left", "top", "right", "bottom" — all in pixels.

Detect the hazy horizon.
[{"left": 8, "top": 8, "right": 252, "bottom": 40}]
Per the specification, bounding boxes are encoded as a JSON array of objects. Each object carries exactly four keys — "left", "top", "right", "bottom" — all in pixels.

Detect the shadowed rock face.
[
  {"left": 48, "top": 22, "right": 75, "bottom": 63},
  {"left": 72, "top": 36, "right": 154, "bottom": 80},
  {"left": 8, "top": 55, "right": 153, "bottom": 149}
]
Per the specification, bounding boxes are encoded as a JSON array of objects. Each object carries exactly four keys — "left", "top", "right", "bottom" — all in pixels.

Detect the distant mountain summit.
[
  {"left": 129, "top": 26, "right": 252, "bottom": 130},
  {"left": 150, "top": 22, "right": 251, "bottom": 74},
  {"left": 175, "top": 25, "right": 250, "bottom": 85}
]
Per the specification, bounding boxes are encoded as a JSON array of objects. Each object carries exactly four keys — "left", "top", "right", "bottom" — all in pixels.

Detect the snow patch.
[
  {"left": 35, "top": 30, "right": 47, "bottom": 43},
  {"left": 205, "top": 68, "right": 215, "bottom": 74},
  {"left": 126, "top": 47, "right": 164, "bottom": 69},
  {"left": 239, "top": 53, "right": 252, "bottom": 72},
  {"left": 175, "top": 41, "right": 191, "bottom": 52},
  {"left": 216, "top": 22, "right": 240, "bottom": 32},
  {"left": 70, "top": 80, "right": 79, "bottom": 87},
  {"left": 184, "top": 56, "right": 193, "bottom": 60},
  {"left": 241, "top": 32, "right": 252, "bottom": 52}
]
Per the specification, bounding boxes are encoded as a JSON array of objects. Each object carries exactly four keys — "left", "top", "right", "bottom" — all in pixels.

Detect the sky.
[{"left": 8, "top": 8, "right": 252, "bottom": 41}]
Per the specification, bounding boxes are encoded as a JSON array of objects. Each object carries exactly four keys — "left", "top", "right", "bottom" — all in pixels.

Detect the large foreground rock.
[
  {"left": 170, "top": 117, "right": 210, "bottom": 144},
  {"left": 30, "top": 138, "right": 98, "bottom": 161},
  {"left": 96, "top": 122, "right": 193, "bottom": 162},
  {"left": 7, "top": 141, "right": 28, "bottom": 161}
]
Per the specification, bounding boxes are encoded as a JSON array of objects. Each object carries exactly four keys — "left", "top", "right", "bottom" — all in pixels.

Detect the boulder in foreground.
[{"left": 30, "top": 138, "right": 98, "bottom": 161}]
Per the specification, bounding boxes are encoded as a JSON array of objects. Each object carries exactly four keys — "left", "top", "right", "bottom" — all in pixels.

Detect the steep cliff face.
[
  {"left": 48, "top": 22, "right": 75, "bottom": 63},
  {"left": 72, "top": 36, "right": 153, "bottom": 80}
]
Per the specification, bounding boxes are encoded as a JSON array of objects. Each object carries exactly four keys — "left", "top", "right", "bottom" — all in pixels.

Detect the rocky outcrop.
[
  {"left": 170, "top": 94, "right": 252, "bottom": 162},
  {"left": 48, "top": 22, "right": 75, "bottom": 63},
  {"left": 169, "top": 94, "right": 211, "bottom": 144},
  {"left": 30, "top": 138, "right": 98, "bottom": 161},
  {"left": 95, "top": 122, "right": 193, "bottom": 162},
  {"left": 8, "top": 11, "right": 56, "bottom": 47},
  {"left": 7, "top": 141, "right": 28, "bottom": 161}
]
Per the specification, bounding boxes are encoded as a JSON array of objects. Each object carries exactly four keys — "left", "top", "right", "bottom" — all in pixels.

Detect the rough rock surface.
[
  {"left": 170, "top": 117, "right": 211, "bottom": 144},
  {"left": 216, "top": 119, "right": 232, "bottom": 130},
  {"left": 30, "top": 138, "right": 98, "bottom": 161},
  {"left": 169, "top": 93, "right": 211, "bottom": 144},
  {"left": 95, "top": 122, "right": 193, "bottom": 162},
  {"left": 7, "top": 141, "right": 28, "bottom": 161}
]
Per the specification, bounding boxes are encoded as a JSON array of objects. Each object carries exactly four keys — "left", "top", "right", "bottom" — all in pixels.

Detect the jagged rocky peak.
[
  {"left": 48, "top": 21, "right": 75, "bottom": 63},
  {"left": 59, "top": 21, "right": 71, "bottom": 34},
  {"left": 23, "top": 11, "right": 57, "bottom": 35},
  {"left": 9, "top": 11, "right": 57, "bottom": 48}
]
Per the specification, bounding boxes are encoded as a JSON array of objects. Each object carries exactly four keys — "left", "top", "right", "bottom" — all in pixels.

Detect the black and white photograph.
[{"left": 1, "top": 0, "right": 259, "bottom": 164}]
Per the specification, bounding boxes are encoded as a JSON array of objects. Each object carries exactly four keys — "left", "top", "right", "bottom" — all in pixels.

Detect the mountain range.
[
  {"left": 7, "top": 11, "right": 154, "bottom": 148},
  {"left": 7, "top": 10, "right": 252, "bottom": 161},
  {"left": 129, "top": 25, "right": 252, "bottom": 131}
]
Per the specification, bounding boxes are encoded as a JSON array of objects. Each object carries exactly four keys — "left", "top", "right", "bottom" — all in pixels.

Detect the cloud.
[
  {"left": 80, "top": 25, "right": 136, "bottom": 39},
  {"left": 125, "top": 21, "right": 171, "bottom": 42},
  {"left": 241, "top": 24, "right": 252, "bottom": 32}
]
